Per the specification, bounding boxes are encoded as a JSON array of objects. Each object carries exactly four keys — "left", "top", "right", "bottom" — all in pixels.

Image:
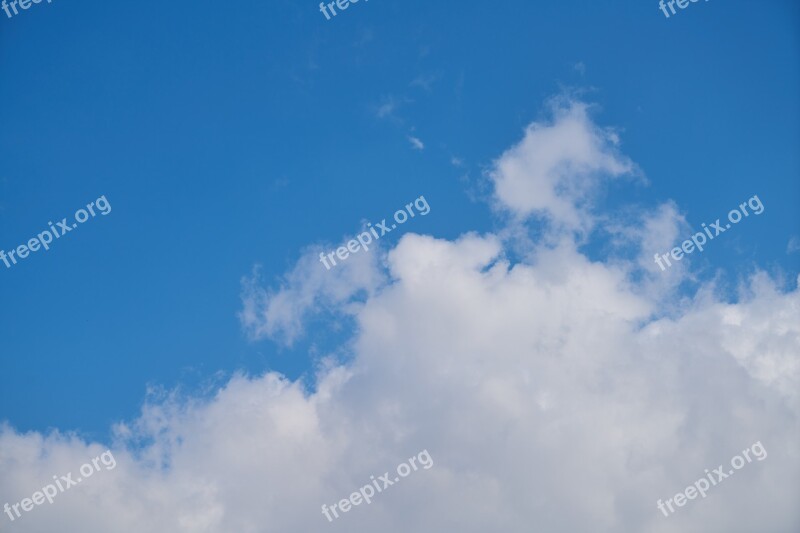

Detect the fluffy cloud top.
[
  {"left": 490, "top": 97, "right": 636, "bottom": 232},
  {"left": 1, "top": 98, "right": 798, "bottom": 533}
]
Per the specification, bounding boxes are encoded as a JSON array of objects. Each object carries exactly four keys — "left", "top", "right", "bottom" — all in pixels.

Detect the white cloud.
[
  {"left": 408, "top": 136, "right": 424, "bottom": 150},
  {"left": 239, "top": 243, "right": 385, "bottom": 346},
  {"left": 599, "top": 200, "right": 691, "bottom": 301},
  {"left": 375, "top": 96, "right": 409, "bottom": 120},
  {"left": 376, "top": 102, "right": 396, "bottom": 119},
  {"left": 1, "top": 98, "right": 798, "bottom": 533},
  {"left": 489, "top": 96, "right": 637, "bottom": 232}
]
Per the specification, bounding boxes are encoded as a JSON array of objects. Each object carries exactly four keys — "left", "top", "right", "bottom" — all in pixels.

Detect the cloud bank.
[{"left": 1, "top": 98, "right": 798, "bottom": 533}]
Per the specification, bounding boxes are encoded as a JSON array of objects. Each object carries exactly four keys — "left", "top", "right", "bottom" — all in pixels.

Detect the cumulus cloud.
[
  {"left": 1, "top": 98, "right": 798, "bottom": 533},
  {"left": 489, "top": 96, "right": 637, "bottom": 232},
  {"left": 599, "top": 200, "right": 692, "bottom": 301}
]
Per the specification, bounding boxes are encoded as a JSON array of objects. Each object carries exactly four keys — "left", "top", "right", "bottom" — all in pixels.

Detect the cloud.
[
  {"left": 375, "top": 96, "right": 407, "bottom": 120},
  {"left": 409, "top": 73, "right": 440, "bottom": 91},
  {"left": 408, "top": 136, "right": 425, "bottom": 151},
  {"left": 1, "top": 97, "right": 798, "bottom": 533},
  {"left": 788, "top": 236, "right": 800, "bottom": 254},
  {"left": 239, "top": 244, "right": 385, "bottom": 346},
  {"left": 376, "top": 101, "right": 396, "bottom": 119},
  {"left": 489, "top": 96, "right": 637, "bottom": 232},
  {"left": 599, "top": 200, "right": 691, "bottom": 300}
]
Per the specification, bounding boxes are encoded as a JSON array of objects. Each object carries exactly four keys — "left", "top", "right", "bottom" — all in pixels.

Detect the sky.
[{"left": 0, "top": 0, "right": 799, "bottom": 532}]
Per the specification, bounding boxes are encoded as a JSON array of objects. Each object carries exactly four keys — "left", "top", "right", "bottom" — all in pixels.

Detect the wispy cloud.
[
  {"left": 409, "top": 73, "right": 440, "bottom": 91},
  {"left": 408, "top": 136, "right": 425, "bottom": 150},
  {"left": 375, "top": 95, "right": 408, "bottom": 120}
]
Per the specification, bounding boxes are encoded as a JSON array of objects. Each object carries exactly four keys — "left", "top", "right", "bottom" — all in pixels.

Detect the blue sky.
[{"left": 1, "top": 0, "right": 798, "bottom": 493}]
